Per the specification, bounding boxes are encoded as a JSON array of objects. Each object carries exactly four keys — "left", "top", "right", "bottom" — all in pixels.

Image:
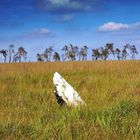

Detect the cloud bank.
[
  {"left": 34, "top": 0, "right": 106, "bottom": 14},
  {"left": 19, "top": 28, "right": 54, "bottom": 39}
]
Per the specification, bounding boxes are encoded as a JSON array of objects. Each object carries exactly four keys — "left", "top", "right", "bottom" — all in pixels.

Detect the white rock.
[{"left": 53, "top": 72, "right": 85, "bottom": 106}]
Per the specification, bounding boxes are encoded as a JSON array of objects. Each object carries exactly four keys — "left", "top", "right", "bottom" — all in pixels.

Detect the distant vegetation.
[
  {"left": 0, "top": 43, "right": 138, "bottom": 63},
  {"left": 0, "top": 61, "right": 140, "bottom": 139}
]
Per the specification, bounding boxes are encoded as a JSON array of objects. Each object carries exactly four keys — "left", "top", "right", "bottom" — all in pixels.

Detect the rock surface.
[{"left": 53, "top": 72, "right": 85, "bottom": 106}]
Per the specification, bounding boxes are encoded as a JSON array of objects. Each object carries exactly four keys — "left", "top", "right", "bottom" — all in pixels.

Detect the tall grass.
[{"left": 0, "top": 61, "right": 140, "bottom": 139}]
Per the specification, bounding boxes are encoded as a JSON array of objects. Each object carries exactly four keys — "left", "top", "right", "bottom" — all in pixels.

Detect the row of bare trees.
[
  {"left": 37, "top": 44, "right": 89, "bottom": 62},
  {"left": 37, "top": 43, "right": 138, "bottom": 62},
  {"left": 92, "top": 43, "right": 138, "bottom": 60},
  {"left": 0, "top": 44, "right": 27, "bottom": 63},
  {"left": 0, "top": 43, "right": 138, "bottom": 63}
]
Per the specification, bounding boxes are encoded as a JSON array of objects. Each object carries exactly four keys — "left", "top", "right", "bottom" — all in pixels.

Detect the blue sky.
[{"left": 0, "top": 0, "right": 140, "bottom": 61}]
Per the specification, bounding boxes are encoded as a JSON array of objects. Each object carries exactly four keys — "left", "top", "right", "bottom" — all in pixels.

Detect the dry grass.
[{"left": 0, "top": 61, "right": 140, "bottom": 139}]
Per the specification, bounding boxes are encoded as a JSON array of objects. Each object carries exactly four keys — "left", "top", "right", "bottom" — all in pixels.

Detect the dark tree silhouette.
[
  {"left": 79, "top": 46, "right": 88, "bottom": 61},
  {"left": 62, "top": 45, "right": 69, "bottom": 61},
  {"left": 73, "top": 46, "right": 79, "bottom": 60},
  {"left": 62, "top": 44, "right": 79, "bottom": 61},
  {"left": 122, "top": 48, "right": 128, "bottom": 60},
  {"left": 18, "top": 47, "right": 27, "bottom": 62},
  {"left": 13, "top": 47, "right": 27, "bottom": 62},
  {"left": 69, "top": 44, "right": 79, "bottom": 61},
  {"left": 53, "top": 52, "right": 61, "bottom": 61},
  {"left": 97, "top": 43, "right": 115, "bottom": 60},
  {"left": 44, "top": 46, "right": 53, "bottom": 61},
  {"left": 92, "top": 48, "right": 101, "bottom": 60},
  {"left": 37, "top": 53, "right": 44, "bottom": 62},
  {"left": 100, "top": 47, "right": 109, "bottom": 60},
  {"left": 106, "top": 43, "right": 115, "bottom": 58},
  {"left": 0, "top": 49, "right": 8, "bottom": 63},
  {"left": 115, "top": 48, "right": 121, "bottom": 60},
  {"left": 130, "top": 45, "right": 138, "bottom": 60},
  {"left": 68, "top": 44, "right": 75, "bottom": 61},
  {"left": 106, "top": 43, "right": 114, "bottom": 52}
]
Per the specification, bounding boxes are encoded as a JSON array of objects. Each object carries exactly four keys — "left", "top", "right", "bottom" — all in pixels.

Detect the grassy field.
[{"left": 0, "top": 61, "right": 140, "bottom": 140}]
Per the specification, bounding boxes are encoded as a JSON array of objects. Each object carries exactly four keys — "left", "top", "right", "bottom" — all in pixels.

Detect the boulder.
[{"left": 53, "top": 72, "right": 85, "bottom": 106}]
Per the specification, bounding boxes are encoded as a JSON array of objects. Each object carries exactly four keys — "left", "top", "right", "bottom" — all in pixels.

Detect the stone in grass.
[{"left": 53, "top": 72, "right": 85, "bottom": 106}]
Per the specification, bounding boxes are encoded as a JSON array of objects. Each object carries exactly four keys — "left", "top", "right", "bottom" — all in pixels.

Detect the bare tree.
[
  {"left": 122, "top": 46, "right": 129, "bottom": 60},
  {"left": 62, "top": 45, "right": 69, "bottom": 61},
  {"left": 13, "top": 47, "right": 27, "bottom": 62},
  {"left": 0, "top": 49, "right": 8, "bottom": 63},
  {"left": 122, "top": 49, "right": 128, "bottom": 60},
  {"left": 105, "top": 43, "right": 115, "bottom": 59},
  {"left": 62, "top": 44, "right": 78, "bottom": 61},
  {"left": 115, "top": 48, "right": 121, "bottom": 60},
  {"left": 98, "top": 43, "right": 114, "bottom": 60},
  {"left": 68, "top": 44, "right": 75, "bottom": 61},
  {"left": 92, "top": 48, "right": 101, "bottom": 60},
  {"left": 130, "top": 45, "right": 138, "bottom": 60},
  {"left": 53, "top": 52, "right": 61, "bottom": 61},
  {"left": 18, "top": 47, "right": 27, "bottom": 62},
  {"left": 8, "top": 44, "right": 15, "bottom": 63},
  {"left": 72, "top": 45, "right": 79, "bottom": 61},
  {"left": 69, "top": 44, "right": 75, "bottom": 61},
  {"left": 123, "top": 44, "right": 138, "bottom": 60},
  {"left": 79, "top": 46, "right": 88, "bottom": 61},
  {"left": 37, "top": 53, "right": 44, "bottom": 62},
  {"left": 100, "top": 47, "right": 109, "bottom": 60},
  {"left": 44, "top": 46, "right": 53, "bottom": 61},
  {"left": 68, "top": 44, "right": 78, "bottom": 61}
]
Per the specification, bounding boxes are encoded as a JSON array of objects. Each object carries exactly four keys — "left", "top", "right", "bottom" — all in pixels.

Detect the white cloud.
[
  {"left": 53, "top": 14, "right": 74, "bottom": 22},
  {"left": 98, "top": 22, "right": 140, "bottom": 32},
  {"left": 48, "top": 0, "right": 69, "bottom": 5},
  {"left": 35, "top": 0, "right": 97, "bottom": 14},
  {"left": 19, "top": 28, "right": 53, "bottom": 38},
  {"left": 98, "top": 22, "right": 129, "bottom": 32},
  {"left": 31, "top": 28, "right": 50, "bottom": 35}
]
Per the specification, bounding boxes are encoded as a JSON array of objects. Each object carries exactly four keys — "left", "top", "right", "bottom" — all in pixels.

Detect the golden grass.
[{"left": 0, "top": 61, "right": 140, "bottom": 139}]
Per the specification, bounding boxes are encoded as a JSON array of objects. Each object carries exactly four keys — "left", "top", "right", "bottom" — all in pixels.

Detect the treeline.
[
  {"left": 37, "top": 43, "right": 138, "bottom": 62},
  {"left": 0, "top": 45, "right": 27, "bottom": 63},
  {"left": 0, "top": 43, "right": 138, "bottom": 63}
]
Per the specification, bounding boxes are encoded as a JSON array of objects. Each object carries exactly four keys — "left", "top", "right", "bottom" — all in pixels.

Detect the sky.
[{"left": 0, "top": 0, "right": 140, "bottom": 61}]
